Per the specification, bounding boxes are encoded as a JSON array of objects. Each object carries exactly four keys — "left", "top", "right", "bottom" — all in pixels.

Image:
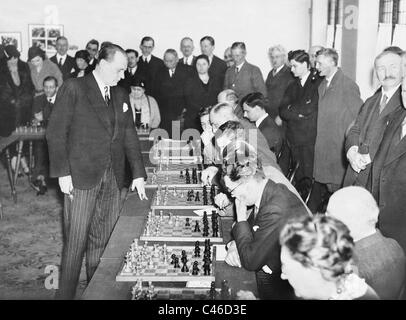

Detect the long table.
[{"left": 82, "top": 189, "right": 258, "bottom": 300}]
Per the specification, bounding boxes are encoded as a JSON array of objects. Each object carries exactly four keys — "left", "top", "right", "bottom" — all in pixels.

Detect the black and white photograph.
[{"left": 1, "top": 0, "right": 406, "bottom": 312}]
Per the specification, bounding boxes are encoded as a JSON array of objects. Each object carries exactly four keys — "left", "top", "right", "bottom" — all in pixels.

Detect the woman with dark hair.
[
  {"left": 0, "top": 45, "right": 35, "bottom": 173},
  {"left": 184, "top": 54, "right": 222, "bottom": 130},
  {"left": 221, "top": 142, "right": 308, "bottom": 299},
  {"left": 70, "top": 50, "right": 92, "bottom": 78},
  {"left": 280, "top": 215, "right": 379, "bottom": 300},
  {"left": 28, "top": 45, "right": 63, "bottom": 97},
  {"left": 279, "top": 49, "right": 323, "bottom": 188}
]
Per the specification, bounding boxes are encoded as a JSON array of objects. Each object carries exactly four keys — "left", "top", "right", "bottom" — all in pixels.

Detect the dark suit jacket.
[
  {"left": 279, "top": 72, "right": 323, "bottom": 146},
  {"left": 344, "top": 88, "right": 402, "bottom": 187},
  {"left": 50, "top": 55, "right": 76, "bottom": 81},
  {"left": 0, "top": 59, "right": 34, "bottom": 127},
  {"left": 353, "top": 231, "right": 406, "bottom": 300},
  {"left": 209, "top": 55, "right": 227, "bottom": 87},
  {"left": 137, "top": 55, "right": 165, "bottom": 97},
  {"left": 46, "top": 73, "right": 146, "bottom": 189},
  {"left": 368, "top": 106, "right": 406, "bottom": 253},
  {"left": 265, "top": 65, "right": 295, "bottom": 118},
  {"left": 87, "top": 58, "right": 98, "bottom": 71},
  {"left": 232, "top": 180, "right": 308, "bottom": 273},
  {"left": 117, "top": 66, "right": 145, "bottom": 93},
  {"left": 313, "top": 68, "right": 363, "bottom": 185},
  {"left": 153, "top": 65, "right": 190, "bottom": 132},
  {"left": 184, "top": 73, "right": 222, "bottom": 129},
  {"left": 257, "top": 114, "right": 283, "bottom": 155},
  {"left": 32, "top": 94, "right": 54, "bottom": 125},
  {"left": 224, "top": 61, "right": 266, "bottom": 98}
]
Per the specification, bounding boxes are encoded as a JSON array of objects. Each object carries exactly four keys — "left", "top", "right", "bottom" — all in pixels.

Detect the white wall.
[
  {"left": 310, "top": 0, "right": 328, "bottom": 46},
  {"left": 0, "top": 0, "right": 311, "bottom": 77}
]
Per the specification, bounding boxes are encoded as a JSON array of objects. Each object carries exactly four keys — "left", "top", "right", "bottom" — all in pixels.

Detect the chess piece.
[
  {"left": 174, "top": 256, "right": 180, "bottom": 268},
  {"left": 203, "top": 260, "right": 211, "bottom": 275},
  {"left": 181, "top": 261, "right": 189, "bottom": 273},
  {"left": 221, "top": 280, "right": 231, "bottom": 300},
  {"left": 194, "top": 244, "right": 201, "bottom": 258},
  {"left": 209, "top": 281, "right": 217, "bottom": 300},
  {"left": 171, "top": 253, "right": 176, "bottom": 264},
  {"left": 185, "top": 217, "right": 190, "bottom": 227},
  {"left": 194, "top": 221, "right": 201, "bottom": 233},
  {"left": 192, "top": 261, "right": 200, "bottom": 275},
  {"left": 195, "top": 192, "right": 200, "bottom": 202},
  {"left": 180, "top": 170, "right": 184, "bottom": 178}
]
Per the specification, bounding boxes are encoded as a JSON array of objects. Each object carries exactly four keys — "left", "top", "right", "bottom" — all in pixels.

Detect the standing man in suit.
[
  {"left": 224, "top": 42, "right": 267, "bottom": 98},
  {"left": 118, "top": 49, "right": 143, "bottom": 93},
  {"left": 46, "top": 43, "right": 147, "bottom": 299},
  {"left": 153, "top": 49, "right": 189, "bottom": 136},
  {"left": 265, "top": 45, "right": 295, "bottom": 121},
  {"left": 50, "top": 36, "right": 76, "bottom": 81},
  {"left": 179, "top": 37, "right": 196, "bottom": 71},
  {"left": 279, "top": 50, "right": 323, "bottom": 185},
  {"left": 241, "top": 92, "right": 283, "bottom": 155},
  {"left": 200, "top": 36, "right": 227, "bottom": 85},
  {"left": 222, "top": 148, "right": 308, "bottom": 299},
  {"left": 366, "top": 75, "right": 406, "bottom": 254},
  {"left": 138, "top": 36, "right": 165, "bottom": 97},
  {"left": 86, "top": 39, "right": 99, "bottom": 71},
  {"left": 308, "top": 48, "right": 363, "bottom": 213},
  {"left": 344, "top": 51, "right": 403, "bottom": 188}
]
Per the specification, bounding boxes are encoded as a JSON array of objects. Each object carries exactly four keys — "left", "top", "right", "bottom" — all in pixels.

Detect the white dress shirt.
[
  {"left": 235, "top": 61, "right": 245, "bottom": 73},
  {"left": 169, "top": 68, "right": 176, "bottom": 77},
  {"left": 300, "top": 71, "right": 311, "bottom": 87},
  {"left": 381, "top": 83, "right": 401, "bottom": 105},
  {"left": 142, "top": 55, "right": 151, "bottom": 63},
  {"left": 92, "top": 70, "right": 110, "bottom": 101},
  {"left": 47, "top": 94, "right": 57, "bottom": 104},
  {"left": 56, "top": 53, "right": 67, "bottom": 65},
  {"left": 273, "top": 64, "right": 284, "bottom": 76},
  {"left": 128, "top": 66, "right": 138, "bottom": 76},
  {"left": 255, "top": 113, "right": 269, "bottom": 128},
  {"left": 183, "top": 56, "right": 194, "bottom": 66}
]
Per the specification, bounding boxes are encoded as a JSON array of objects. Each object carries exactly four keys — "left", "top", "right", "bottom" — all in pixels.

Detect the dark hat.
[
  {"left": 130, "top": 77, "right": 146, "bottom": 89},
  {"left": 28, "top": 46, "right": 46, "bottom": 61},
  {"left": 4, "top": 45, "right": 20, "bottom": 59}
]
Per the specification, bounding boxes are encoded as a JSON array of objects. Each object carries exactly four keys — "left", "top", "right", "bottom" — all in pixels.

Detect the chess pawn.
[
  {"left": 181, "top": 261, "right": 189, "bottom": 273},
  {"left": 192, "top": 261, "right": 200, "bottom": 275},
  {"left": 185, "top": 217, "right": 190, "bottom": 227},
  {"left": 194, "top": 221, "right": 200, "bottom": 233}
]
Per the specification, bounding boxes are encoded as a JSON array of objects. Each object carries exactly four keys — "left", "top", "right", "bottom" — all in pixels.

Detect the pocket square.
[
  {"left": 123, "top": 103, "right": 128, "bottom": 112},
  {"left": 306, "top": 99, "right": 312, "bottom": 104},
  {"left": 253, "top": 225, "right": 259, "bottom": 232},
  {"left": 262, "top": 265, "right": 273, "bottom": 275}
]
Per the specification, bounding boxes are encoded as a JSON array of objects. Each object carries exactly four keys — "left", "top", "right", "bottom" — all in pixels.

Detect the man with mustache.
[{"left": 344, "top": 51, "right": 403, "bottom": 187}]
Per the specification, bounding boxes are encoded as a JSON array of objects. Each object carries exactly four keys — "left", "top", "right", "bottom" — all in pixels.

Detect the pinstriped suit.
[{"left": 46, "top": 72, "right": 146, "bottom": 299}]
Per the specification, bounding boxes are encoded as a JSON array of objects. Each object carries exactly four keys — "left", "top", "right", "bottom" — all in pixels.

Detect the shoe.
[{"left": 33, "top": 177, "right": 47, "bottom": 195}]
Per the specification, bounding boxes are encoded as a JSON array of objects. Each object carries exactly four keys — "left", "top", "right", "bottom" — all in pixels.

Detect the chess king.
[{"left": 46, "top": 43, "right": 147, "bottom": 299}]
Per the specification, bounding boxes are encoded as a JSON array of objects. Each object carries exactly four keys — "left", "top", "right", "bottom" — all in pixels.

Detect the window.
[{"left": 379, "top": 0, "right": 406, "bottom": 42}]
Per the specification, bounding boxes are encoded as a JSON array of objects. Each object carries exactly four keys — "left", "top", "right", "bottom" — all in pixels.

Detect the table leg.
[
  {"left": 29, "top": 141, "right": 33, "bottom": 182},
  {"left": 4, "top": 148, "right": 17, "bottom": 203},
  {"left": 13, "top": 140, "right": 24, "bottom": 187}
]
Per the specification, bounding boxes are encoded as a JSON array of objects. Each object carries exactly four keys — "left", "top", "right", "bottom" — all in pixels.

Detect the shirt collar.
[
  {"left": 142, "top": 55, "right": 151, "bottom": 63},
  {"left": 128, "top": 65, "right": 137, "bottom": 73},
  {"left": 47, "top": 94, "right": 57, "bottom": 104},
  {"left": 92, "top": 70, "right": 109, "bottom": 98},
  {"left": 274, "top": 64, "right": 284, "bottom": 75},
  {"left": 382, "top": 83, "right": 401, "bottom": 103},
  {"left": 56, "top": 53, "right": 67, "bottom": 62},
  {"left": 254, "top": 179, "right": 268, "bottom": 213},
  {"left": 208, "top": 54, "right": 214, "bottom": 65},
  {"left": 255, "top": 113, "right": 269, "bottom": 127},
  {"left": 300, "top": 70, "right": 311, "bottom": 86},
  {"left": 236, "top": 61, "right": 245, "bottom": 72},
  {"left": 325, "top": 68, "right": 338, "bottom": 86},
  {"left": 184, "top": 56, "right": 193, "bottom": 65}
]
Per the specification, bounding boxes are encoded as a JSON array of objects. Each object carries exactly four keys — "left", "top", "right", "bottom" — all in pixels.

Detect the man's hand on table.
[{"left": 131, "top": 177, "right": 148, "bottom": 200}]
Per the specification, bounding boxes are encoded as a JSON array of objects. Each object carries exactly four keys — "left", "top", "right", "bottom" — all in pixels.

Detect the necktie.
[
  {"left": 272, "top": 68, "right": 277, "bottom": 77},
  {"left": 379, "top": 94, "right": 388, "bottom": 114},
  {"left": 59, "top": 58, "right": 63, "bottom": 66},
  {"left": 104, "top": 86, "right": 110, "bottom": 105}
]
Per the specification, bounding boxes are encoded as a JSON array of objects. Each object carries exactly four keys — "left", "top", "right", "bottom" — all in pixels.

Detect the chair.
[{"left": 287, "top": 161, "right": 300, "bottom": 184}]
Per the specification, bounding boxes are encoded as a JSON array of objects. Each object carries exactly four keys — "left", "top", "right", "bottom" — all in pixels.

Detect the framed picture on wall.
[
  {"left": 29, "top": 24, "right": 63, "bottom": 57},
  {"left": 0, "top": 32, "right": 22, "bottom": 52}
]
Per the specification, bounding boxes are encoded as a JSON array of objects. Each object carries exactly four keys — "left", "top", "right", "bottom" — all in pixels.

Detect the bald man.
[{"left": 326, "top": 187, "right": 405, "bottom": 300}]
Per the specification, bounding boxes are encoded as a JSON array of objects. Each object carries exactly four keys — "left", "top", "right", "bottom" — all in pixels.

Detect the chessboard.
[
  {"left": 151, "top": 185, "right": 218, "bottom": 211},
  {"left": 116, "top": 241, "right": 216, "bottom": 282},
  {"left": 145, "top": 168, "right": 202, "bottom": 188},
  {"left": 140, "top": 211, "right": 223, "bottom": 243},
  {"left": 154, "top": 162, "right": 203, "bottom": 173},
  {"left": 131, "top": 281, "right": 232, "bottom": 300}
]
